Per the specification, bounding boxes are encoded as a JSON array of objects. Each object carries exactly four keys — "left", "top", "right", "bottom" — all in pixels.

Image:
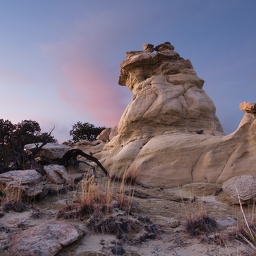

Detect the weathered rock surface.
[
  {"left": 0, "top": 170, "right": 44, "bottom": 200},
  {"left": 24, "top": 143, "right": 71, "bottom": 160},
  {"left": 8, "top": 220, "right": 84, "bottom": 256},
  {"left": 91, "top": 43, "right": 256, "bottom": 188},
  {"left": 44, "top": 164, "right": 71, "bottom": 184},
  {"left": 96, "top": 128, "right": 112, "bottom": 141},
  {"left": 222, "top": 175, "right": 256, "bottom": 204}
]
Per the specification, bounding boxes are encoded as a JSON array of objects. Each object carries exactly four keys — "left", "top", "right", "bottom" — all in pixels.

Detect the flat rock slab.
[
  {"left": 8, "top": 220, "right": 84, "bottom": 256},
  {"left": 24, "top": 143, "right": 71, "bottom": 160},
  {"left": 0, "top": 170, "right": 43, "bottom": 199}
]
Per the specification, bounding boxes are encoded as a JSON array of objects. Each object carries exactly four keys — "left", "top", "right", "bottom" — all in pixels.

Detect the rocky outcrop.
[
  {"left": 92, "top": 43, "right": 256, "bottom": 188},
  {"left": 8, "top": 220, "right": 84, "bottom": 256}
]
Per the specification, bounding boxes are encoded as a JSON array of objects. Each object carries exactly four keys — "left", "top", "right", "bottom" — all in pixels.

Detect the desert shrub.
[
  {"left": 185, "top": 212, "right": 218, "bottom": 236},
  {"left": 69, "top": 121, "right": 105, "bottom": 142},
  {"left": 236, "top": 223, "right": 256, "bottom": 243},
  {"left": 0, "top": 119, "right": 56, "bottom": 172}
]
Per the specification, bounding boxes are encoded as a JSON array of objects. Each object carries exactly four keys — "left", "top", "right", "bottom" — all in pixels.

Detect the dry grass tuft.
[
  {"left": 56, "top": 173, "right": 158, "bottom": 243},
  {"left": 185, "top": 212, "right": 218, "bottom": 236},
  {"left": 57, "top": 173, "right": 135, "bottom": 220},
  {"left": 2, "top": 200, "right": 29, "bottom": 213},
  {"left": 236, "top": 223, "right": 256, "bottom": 244}
]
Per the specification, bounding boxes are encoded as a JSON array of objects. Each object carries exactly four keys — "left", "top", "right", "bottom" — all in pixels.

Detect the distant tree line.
[
  {"left": 0, "top": 119, "right": 56, "bottom": 172},
  {"left": 0, "top": 119, "right": 106, "bottom": 173},
  {"left": 69, "top": 121, "right": 105, "bottom": 142}
]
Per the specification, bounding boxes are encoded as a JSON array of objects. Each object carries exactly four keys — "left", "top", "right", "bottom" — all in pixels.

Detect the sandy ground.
[{"left": 0, "top": 181, "right": 255, "bottom": 256}]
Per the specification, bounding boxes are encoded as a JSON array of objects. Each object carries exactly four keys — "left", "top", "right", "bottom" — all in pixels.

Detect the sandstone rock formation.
[
  {"left": 96, "top": 127, "right": 112, "bottom": 141},
  {"left": 239, "top": 101, "right": 256, "bottom": 114},
  {"left": 91, "top": 43, "right": 256, "bottom": 188},
  {"left": 117, "top": 42, "right": 223, "bottom": 139}
]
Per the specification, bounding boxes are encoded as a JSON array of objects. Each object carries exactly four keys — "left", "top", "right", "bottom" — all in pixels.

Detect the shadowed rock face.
[{"left": 96, "top": 43, "right": 256, "bottom": 188}]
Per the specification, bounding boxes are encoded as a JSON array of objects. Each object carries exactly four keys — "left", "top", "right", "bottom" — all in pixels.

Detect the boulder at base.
[
  {"left": 0, "top": 169, "right": 44, "bottom": 200},
  {"left": 222, "top": 175, "right": 256, "bottom": 204},
  {"left": 8, "top": 220, "right": 84, "bottom": 256}
]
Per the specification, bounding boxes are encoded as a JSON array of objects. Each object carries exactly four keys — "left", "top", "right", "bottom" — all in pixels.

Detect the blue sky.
[{"left": 0, "top": 0, "right": 255, "bottom": 142}]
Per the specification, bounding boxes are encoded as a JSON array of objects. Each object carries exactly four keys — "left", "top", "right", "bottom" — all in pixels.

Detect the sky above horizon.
[{"left": 0, "top": 0, "right": 255, "bottom": 142}]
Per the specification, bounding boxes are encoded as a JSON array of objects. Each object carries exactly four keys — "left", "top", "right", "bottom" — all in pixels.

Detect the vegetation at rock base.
[
  {"left": 185, "top": 212, "right": 218, "bottom": 236},
  {"left": 69, "top": 121, "right": 105, "bottom": 142},
  {"left": 56, "top": 175, "right": 158, "bottom": 245},
  {"left": 0, "top": 119, "right": 56, "bottom": 173}
]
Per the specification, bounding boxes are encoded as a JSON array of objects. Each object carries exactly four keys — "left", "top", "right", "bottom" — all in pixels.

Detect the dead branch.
[{"left": 60, "top": 149, "right": 108, "bottom": 177}]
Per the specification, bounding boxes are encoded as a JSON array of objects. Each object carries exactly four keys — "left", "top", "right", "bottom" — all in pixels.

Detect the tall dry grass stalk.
[
  {"left": 79, "top": 172, "right": 129, "bottom": 210},
  {"left": 80, "top": 175, "right": 107, "bottom": 206},
  {"left": 118, "top": 173, "right": 126, "bottom": 208},
  {"left": 235, "top": 186, "right": 256, "bottom": 253},
  {"left": 5, "top": 178, "right": 23, "bottom": 202},
  {"left": 16, "top": 178, "right": 22, "bottom": 201}
]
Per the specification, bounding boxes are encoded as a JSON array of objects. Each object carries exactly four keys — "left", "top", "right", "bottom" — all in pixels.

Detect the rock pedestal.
[{"left": 117, "top": 42, "right": 223, "bottom": 142}]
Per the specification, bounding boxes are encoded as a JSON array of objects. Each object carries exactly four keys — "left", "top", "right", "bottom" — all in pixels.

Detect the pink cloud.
[
  {"left": 41, "top": 8, "right": 137, "bottom": 128},
  {"left": 47, "top": 38, "right": 130, "bottom": 128},
  {"left": 59, "top": 59, "right": 127, "bottom": 127}
]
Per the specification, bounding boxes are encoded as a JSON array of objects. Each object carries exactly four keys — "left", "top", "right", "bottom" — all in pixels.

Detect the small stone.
[
  {"left": 217, "top": 217, "right": 237, "bottom": 229},
  {"left": 142, "top": 43, "right": 154, "bottom": 52},
  {"left": 170, "top": 220, "right": 180, "bottom": 228}
]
